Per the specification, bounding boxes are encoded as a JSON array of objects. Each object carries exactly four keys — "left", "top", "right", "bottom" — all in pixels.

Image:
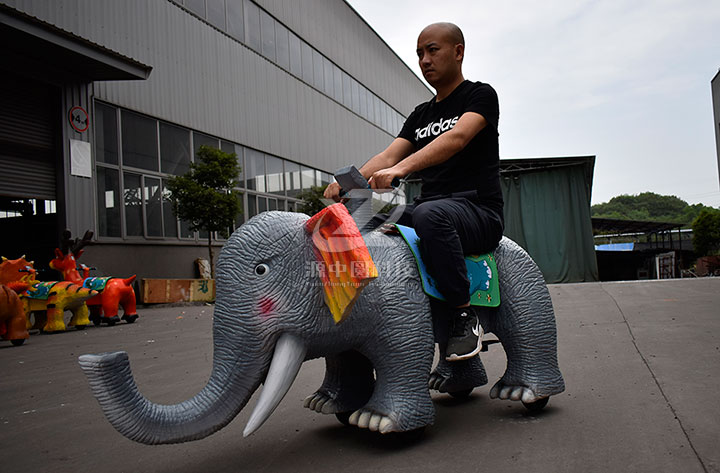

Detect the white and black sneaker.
[{"left": 445, "top": 307, "right": 483, "bottom": 362}]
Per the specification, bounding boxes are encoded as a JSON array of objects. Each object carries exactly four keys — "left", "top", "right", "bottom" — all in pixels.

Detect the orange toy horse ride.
[
  {"left": 0, "top": 282, "right": 31, "bottom": 346},
  {"left": 50, "top": 231, "right": 138, "bottom": 326}
]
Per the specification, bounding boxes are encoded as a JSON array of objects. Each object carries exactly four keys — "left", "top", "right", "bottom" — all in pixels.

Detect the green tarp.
[{"left": 501, "top": 164, "right": 598, "bottom": 283}]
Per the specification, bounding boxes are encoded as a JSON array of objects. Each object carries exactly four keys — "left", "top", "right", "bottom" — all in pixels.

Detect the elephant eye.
[{"left": 254, "top": 263, "right": 270, "bottom": 277}]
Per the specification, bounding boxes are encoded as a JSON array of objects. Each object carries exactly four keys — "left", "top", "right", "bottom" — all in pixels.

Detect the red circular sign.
[{"left": 68, "top": 106, "right": 89, "bottom": 133}]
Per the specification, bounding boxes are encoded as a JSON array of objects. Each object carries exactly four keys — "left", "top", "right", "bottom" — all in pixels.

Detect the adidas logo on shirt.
[{"left": 415, "top": 116, "right": 459, "bottom": 141}]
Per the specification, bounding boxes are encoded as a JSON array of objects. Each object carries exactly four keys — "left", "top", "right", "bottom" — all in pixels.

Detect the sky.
[{"left": 346, "top": 0, "right": 720, "bottom": 207}]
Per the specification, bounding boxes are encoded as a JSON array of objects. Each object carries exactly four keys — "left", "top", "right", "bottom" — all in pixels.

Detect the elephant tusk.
[{"left": 243, "top": 333, "right": 307, "bottom": 437}]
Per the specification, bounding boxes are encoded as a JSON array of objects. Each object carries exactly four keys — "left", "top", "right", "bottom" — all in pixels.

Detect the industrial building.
[
  {"left": 712, "top": 69, "right": 720, "bottom": 189},
  {"left": 0, "top": 0, "right": 432, "bottom": 281},
  {"left": 0, "top": 0, "right": 602, "bottom": 290}
]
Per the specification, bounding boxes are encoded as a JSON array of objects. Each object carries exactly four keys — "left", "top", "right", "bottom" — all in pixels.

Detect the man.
[{"left": 325, "top": 22, "right": 503, "bottom": 361}]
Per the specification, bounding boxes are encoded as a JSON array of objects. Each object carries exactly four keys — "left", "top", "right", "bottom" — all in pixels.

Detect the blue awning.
[{"left": 595, "top": 243, "right": 634, "bottom": 251}]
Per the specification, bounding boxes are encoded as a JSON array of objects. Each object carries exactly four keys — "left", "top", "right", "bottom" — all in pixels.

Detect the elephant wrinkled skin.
[{"left": 79, "top": 210, "right": 564, "bottom": 444}]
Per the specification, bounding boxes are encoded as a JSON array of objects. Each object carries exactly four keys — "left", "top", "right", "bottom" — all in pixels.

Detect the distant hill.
[{"left": 591, "top": 192, "right": 716, "bottom": 227}]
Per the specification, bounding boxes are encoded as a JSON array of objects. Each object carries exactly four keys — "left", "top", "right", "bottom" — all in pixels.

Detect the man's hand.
[
  {"left": 369, "top": 167, "right": 403, "bottom": 191},
  {"left": 324, "top": 182, "right": 343, "bottom": 202}
]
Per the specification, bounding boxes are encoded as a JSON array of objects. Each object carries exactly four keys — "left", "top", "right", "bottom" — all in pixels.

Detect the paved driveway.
[{"left": 1, "top": 278, "right": 717, "bottom": 472}]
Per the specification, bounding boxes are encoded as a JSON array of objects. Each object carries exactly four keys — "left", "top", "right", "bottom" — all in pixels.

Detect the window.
[
  {"left": 319, "top": 171, "right": 332, "bottom": 187},
  {"left": 245, "top": 148, "right": 265, "bottom": 191},
  {"left": 342, "top": 71, "right": 352, "bottom": 108},
  {"left": 358, "top": 84, "right": 367, "bottom": 119},
  {"left": 332, "top": 64, "right": 343, "bottom": 102},
  {"left": 284, "top": 161, "right": 301, "bottom": 197},
  {"left": 206, "top": 0, "right": 226, "bottom": 30},
  {"left": 312, "top": 49, "right": 324, "bottom": 90},
  {"left": 266, "top": 155, "right": 284, "bottom": 195},
  {"left": 288, "top": 31, "right": 302, "bottom": 77},
  {"left": 95, "top": 103, "right": 118, "bottom": 165},
  {"left": 243, "top": 0, "right": 261, "bottom": 52},
  {"left": 373, "top": 96, "right": 382, "bottom": 127},
  {"left": 145, "top": 176, "right": 163, "bottom": 237},
  {"left": 301, "top": 41, "right": 313, "bottom": 84},
  {"left": 123, "top": 173, "right": 144, "bottom": 237},
  {"left": 260, "top": 9, "right": 275, "bottom": 61},
  {"left": 226, "top": 0, "right": 244, "bottom": 40},
  {"left": 322, "top": 57, "right": 334, "bottom": 96},
  {"left": 350, "top": 78, "right": 360, "bottom": 114},
  {"left": 162, "top": 181, "right": 178, "bottom": 238},
  {"left": 233, "top": 144, "right": 245, "bottom": 184},
  {"left": 194, "top": 132, "right": 219, "bottom": 155},
  {"left": 96, "top": 167, "right": 121, "bottom": 237},
  {"left": 185, "top": 0, "right": 205, "bottom": 17},
  {"left": 275, "top": 21, "right": 290, "bottom": 71},
  {"left": 121, "top": 111, "right": 158, "bottom": 171},
  {"left": 160, "top": 122, "right": 191, "bottom": 175},
  {"left": 301, "top": 166, "right": 318, "bottom": 191},
  {"left": 247, "top": 194, "right": 257, "bottom": 218}
]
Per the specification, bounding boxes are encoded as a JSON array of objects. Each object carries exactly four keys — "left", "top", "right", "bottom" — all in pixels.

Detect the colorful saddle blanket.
[
  {"left": 25, "top": 281, "right": 58, "bottom": 300},
  {"left": 394, "top": 224, "right": 500, "bottom": 307},
  {"left": 83, "top": 277, "right": 112, "bottom": 292}
]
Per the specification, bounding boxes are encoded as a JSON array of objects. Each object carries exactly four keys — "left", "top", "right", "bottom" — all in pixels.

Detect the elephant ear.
[{"left": 304, "top": 203, "right": 378, "bottom": 324}]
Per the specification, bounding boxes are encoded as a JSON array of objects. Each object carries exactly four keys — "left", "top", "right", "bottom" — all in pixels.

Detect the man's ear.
[
  {"left": 455, "top": 43, "right": 464, "bottom": 62},
  {"left": 304, "top": 203, "right": 378, "bottom": 324}
]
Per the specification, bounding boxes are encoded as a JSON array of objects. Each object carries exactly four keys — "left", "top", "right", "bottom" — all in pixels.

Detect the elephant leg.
[
  {"left": 349, "top": 323, "right": 435, "bottom": 433},
  {"left": 483, "top": 302, "right": 565, "bottom": 403},
  {"left": 304, "top": 350, "right": 375, "bottom": 415},
  {"left": 429, "top": 344, "right": 488, "bottom": 393}
]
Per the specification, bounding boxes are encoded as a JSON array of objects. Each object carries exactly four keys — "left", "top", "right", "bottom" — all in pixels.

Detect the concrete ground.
[{"left": 1, "top": 278, "right": 718, "bottom": 473}]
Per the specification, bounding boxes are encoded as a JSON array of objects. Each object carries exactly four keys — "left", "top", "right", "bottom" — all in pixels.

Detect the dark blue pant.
[{"left": 371, "top": 190, "right": 504, "bottom": 306}]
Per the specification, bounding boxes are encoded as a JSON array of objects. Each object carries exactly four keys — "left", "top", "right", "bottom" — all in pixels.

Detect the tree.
[
  {"left": 692, "top": 208, "right": 720, "bottom": 256},
  {"left": 297, "top": 185, "right": 329, "bottom": 215},
  {"left": 592, "top": 192, "right": 717, "bottom": 227},
  {"left": 166, "top": 146, "right": 241, "bottom": 278}
]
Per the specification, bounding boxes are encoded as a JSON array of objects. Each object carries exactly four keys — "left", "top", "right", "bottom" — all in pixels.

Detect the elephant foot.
[
  {"left": 429, "top": 353, "right": 488, "bottom": 394},
  {"left": 122, "top": 313, "right": 139, "bottom": 324},
  {"left": 303, "top": 391, "right": 340, "bottom": 414},
  {"left": 348, "top": 408, "right": 396, "bottom": 433},
  {"left": 489, "top": 380, "right": 544, "bottom": 403}
]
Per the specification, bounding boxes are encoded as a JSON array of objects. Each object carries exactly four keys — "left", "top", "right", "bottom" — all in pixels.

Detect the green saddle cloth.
[
  {"left": 394, "top": 224, "right": 500, "bottom": 307},
  {"left": 83, "top": 277, "right": 112, "bottom": 292},
  {"left": 25, "top": 281, "right": 58, "bottom": 300}
]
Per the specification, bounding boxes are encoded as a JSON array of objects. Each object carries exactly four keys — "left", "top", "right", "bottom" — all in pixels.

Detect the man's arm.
[
  {"left": 324, "top": 137, "right": 415, "bottom": 200},
  {"left": 369, "top": 112, "right": 488, "bottom": 189}
]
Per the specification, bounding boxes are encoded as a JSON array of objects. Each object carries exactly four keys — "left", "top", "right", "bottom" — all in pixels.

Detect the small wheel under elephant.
[
  {"left": 335, "top": 411, "right": 352, "bottom": 426},
  {"left": 448, "top": 388, "right": 474, "bottom": 399},
  {"left": 10, "top": 339, "right": 26, "bottom": 346},
  {"left": 91, "top": 317, "right": 102, "bottom": 327},
  {"left": 75, "top": 325, "right": 87, "bottom": 331},
  {"left": 522, "top": 396, "right": 549, "bottom": 412}
]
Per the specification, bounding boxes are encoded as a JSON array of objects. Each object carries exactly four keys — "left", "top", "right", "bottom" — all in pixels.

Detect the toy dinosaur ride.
[{"left": 50, "top": 231, "right": 138, "bottom": 326}]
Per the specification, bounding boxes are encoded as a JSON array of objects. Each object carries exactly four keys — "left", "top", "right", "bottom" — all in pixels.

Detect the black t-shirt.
[{"left": 397, "top": 80, "right": 503, "bottom": 215}]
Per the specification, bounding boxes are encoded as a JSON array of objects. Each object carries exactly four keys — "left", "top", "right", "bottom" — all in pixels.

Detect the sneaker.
[{"left": 445, "top": 307, "right": 483, "bottom": 361}]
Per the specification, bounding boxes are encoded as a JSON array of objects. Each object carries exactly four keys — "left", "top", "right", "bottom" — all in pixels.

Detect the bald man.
[{"left": 325, "top": 23, "right": 503, "bottom": 362}]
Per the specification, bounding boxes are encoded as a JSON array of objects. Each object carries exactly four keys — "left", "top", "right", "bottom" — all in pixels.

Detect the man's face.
[{"left": 416, "top": 26, "right": 463, "bottom": 88}]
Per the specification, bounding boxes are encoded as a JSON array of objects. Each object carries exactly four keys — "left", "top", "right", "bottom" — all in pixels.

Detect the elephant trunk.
[
  {"left": 79, "top": 333, "right": 308, "bottom": 444},
  {"left": 78, "top": 348, "right": 267, "bottom": 445}
]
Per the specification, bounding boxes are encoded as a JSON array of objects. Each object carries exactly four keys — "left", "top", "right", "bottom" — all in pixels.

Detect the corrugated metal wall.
[
  {"left": 255, "top": 0, "right": 431, "bottom": 115},
  {"left": 61, "top": 82, "right": 95, "bottom": 237},
  {"left": 3, "top": 0, "right": 431, "bottom": 173}
]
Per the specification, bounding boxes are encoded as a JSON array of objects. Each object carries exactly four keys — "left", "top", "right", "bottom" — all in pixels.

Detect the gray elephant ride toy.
[{"left": 79, "top": 168, "right": 564, "bottom": 445}]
